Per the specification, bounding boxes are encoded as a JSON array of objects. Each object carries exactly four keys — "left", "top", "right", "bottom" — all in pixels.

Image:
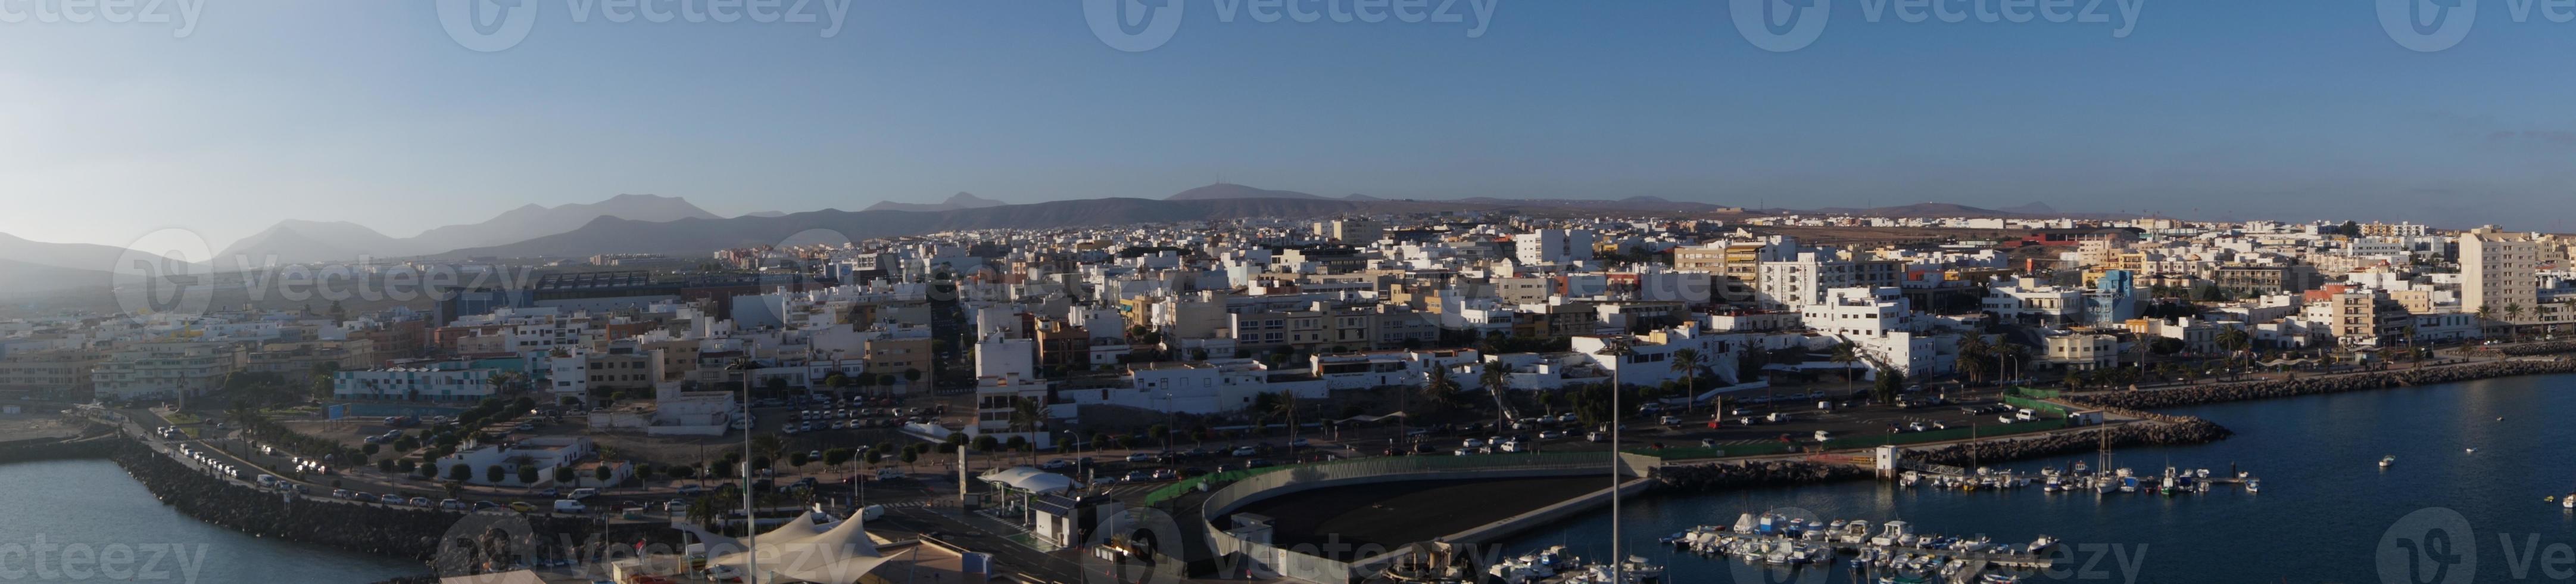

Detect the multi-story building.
[
  {"left": 1673, "top": 240, "right": 1766, "bottom": 304},
  {"left": 2461, "top": 226, "right": 2539, "bottom": 325},
  {"left": 92, "top": 341, "right": 246, "bottom": 401},
  {"left": 1512, "top": 229, "right": 1596, "bottom": 265},
  {"left": 0, "top": 349, "right": 105, "bottom": 400},
  {"left": 1755, "top": 251, "right": 1902, "bottom": 311}
]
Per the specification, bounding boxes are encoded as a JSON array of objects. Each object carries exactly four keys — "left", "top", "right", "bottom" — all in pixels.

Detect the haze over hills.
[
  {"left": 0, "top": 232, "right": 186, "bottom": 274},
  {"left": 0, "top": 259, "right": 111, "bottom": 296},
  {"left": 216, "top": 194, "right": 722, "bottom": 265},
  {"left": 1164, "top": 183, "right": 1330, "bottom": 201},
  {"left": 406, "top": 194, "right": 718, "bottom": 252},
  {"left": 862, "top": 192, "right": 1009, "bottom": 212}
]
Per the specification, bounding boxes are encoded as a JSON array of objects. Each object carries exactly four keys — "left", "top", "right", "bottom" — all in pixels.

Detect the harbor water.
[
  {"left": 0, "top": 458, "right": 420, "bottom": 583},
  {"left": 1498, "top": 373, "right": 2576, "bottom": 583}
]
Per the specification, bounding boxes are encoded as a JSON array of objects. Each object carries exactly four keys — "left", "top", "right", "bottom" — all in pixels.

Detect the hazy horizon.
[{"left": 8, "top": 1, "right": 2575, "bottom": 249}]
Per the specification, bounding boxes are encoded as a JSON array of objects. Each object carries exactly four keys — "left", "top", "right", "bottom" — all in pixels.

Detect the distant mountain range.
[
  {"left": 438, "top": 197, "right": 1473, "bottom": 258},
  {"left": 862, "top": 192, "right": 1009, "bottom": 212},
  {"left": 214, "top": 194, "right": 720, "bottom": 265},
  {"left": 0, "top": 232, "right": 185, "bottom": 274},
  {"left": 3, "top": 185, "right": 2147, "bottom": 287}
]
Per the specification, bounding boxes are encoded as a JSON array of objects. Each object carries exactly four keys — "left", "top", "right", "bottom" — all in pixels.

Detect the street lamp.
[
  {"left": 728, "top": 358, "right": 759, "bottom": 584},
  {"left": 1591, "top": 336, "right": 1636, "bottom": 584}
]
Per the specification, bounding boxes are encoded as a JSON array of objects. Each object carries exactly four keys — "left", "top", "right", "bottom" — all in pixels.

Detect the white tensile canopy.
[
  {"left": 691, "top": 507, "right": 893, "bottom": 584},
  {"left": 980, "top": 465, "right": 1077, "bottom": 495}
]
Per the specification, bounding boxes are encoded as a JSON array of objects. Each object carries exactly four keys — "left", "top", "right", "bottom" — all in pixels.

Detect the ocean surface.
[
  {"left": 1498, "top": 373, "right": 2576, "bottom": 583},
  {"left": 0, "top": 458, "right": 420, "bottom": 584}
]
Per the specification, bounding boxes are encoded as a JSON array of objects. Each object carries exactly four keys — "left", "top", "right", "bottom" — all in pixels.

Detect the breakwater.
[
  {"left": 98, "top": 440, "right": 684, "bottom": 570},
  {"left": 1649, "top": 459, "right": 1869, "bottom": 491},
  {"left": 2082, "top": 359, "right": 2576, "bottom": 411},
  {"left": 0, "top": 436, "right": 118, "bottom": 464},
  {"left": 2498, "top": 341, "right": 2576, "bottom": 356},
  {"left": 1907, "top": 418, "right": 2234, "bottom": 469}
]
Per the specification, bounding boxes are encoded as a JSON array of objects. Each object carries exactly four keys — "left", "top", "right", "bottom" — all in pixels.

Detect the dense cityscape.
[
  {"left": 9, "top": 1, "right": 2574, "bottom": 583},
  {"left": 4, "top": 190, "right": 2575, "bottom": 583}
]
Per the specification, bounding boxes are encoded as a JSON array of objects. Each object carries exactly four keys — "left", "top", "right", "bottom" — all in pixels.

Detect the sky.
[{"left": 3, "top": 0, "right": 2574, "bottom": 250}]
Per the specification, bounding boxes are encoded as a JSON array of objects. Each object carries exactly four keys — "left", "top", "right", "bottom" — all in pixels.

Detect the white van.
[
  {"left": 566, "top": 488, "right": 599, "bottom": 501},
  {"left": 553, "top": 499, "right": 587, "bottom": 513}
]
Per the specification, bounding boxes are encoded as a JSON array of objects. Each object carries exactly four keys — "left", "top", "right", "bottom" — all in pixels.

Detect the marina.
[
  {"left": 1655, "top": 514, "right": 2052, "bottom": 583},
  {"left": 1495, "top": 373, "right": 2576, "bottom": 583}
]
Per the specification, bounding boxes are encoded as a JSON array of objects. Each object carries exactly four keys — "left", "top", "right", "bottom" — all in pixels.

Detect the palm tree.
[
  {"left": 1828, "top": 342, "right": 1860, "bottom": 399},
  {"left": 2472, "top": 305, "right": 2499, "bottom": 346},
  {"left": 1480, "top": 364, "right": 1514, "bottom": 428},
  {"left": 2505, "top": 303, "right": 2526, "bottom": 341},
  {"left": 1669, "top": 348, "right": 1706, "bottom": 414},
  {"left": 1420, "top": 366, "right": 1461, "bottom": 412},
  {"left": 1957, "top": 334, "right": 1993, "bottom": 386}
]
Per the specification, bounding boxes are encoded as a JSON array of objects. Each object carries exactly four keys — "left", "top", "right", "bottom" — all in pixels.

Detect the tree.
[
  {"left": 788, "top": 450, "right": 812, "bottom": 468},
  {"left": 899, "top": 449, "right": 919, "bottom": 468},
  {"left": 1828, "top": 342, "right": 1861, "bottom": 397},
  {"left": 971, "top": 434, "right": 999, "bottom": 453},
  {"left": 2505, "top": 303, "right": 2526, "bottom": 340},
  {"left": 823, "top": 448, "right": 853, "bottom": 471},
  {"left": 1670, "top": 348, "right": 1705, "bottom": 412},
  {"left": 376, "top": 459, "right": 395, "bottom": 473},
  {"left": 594, "top": 464, "right": 615, "bottom": 484},
  {"left": 1872, "top": 367, "right": 1906, "bottom": 405},
  {"left": 484, "top": 464, "right": 506, "bottom": 483},
  {"left": 448, "top": 464, "right": 473, "bottom": 482},
  {"left": 361, "top": 443, "right": 380, "bottom": 457},
  {"left": 517, "top": 465, "right": 539, "bottom": 484},
  {"left": 1418, "top": 367, "right": 1461, "bottom": 412},
  {"left": 554, "top": 467, "right": 576, "bottom": 484}
]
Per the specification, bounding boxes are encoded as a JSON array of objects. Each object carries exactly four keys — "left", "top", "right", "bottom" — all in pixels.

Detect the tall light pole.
[
  {"left": 1592, "top": 337, "right": 1635, "bottom": 584},
  {"left": 731, "top": 358, "right": 759, "bottom": 584}
]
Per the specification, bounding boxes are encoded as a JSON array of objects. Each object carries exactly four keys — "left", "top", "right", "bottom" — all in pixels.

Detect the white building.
[
  {"left": 333, "top": 366, "right": 497, "bottom": 402},
  {"left": 1513, "top": 229, "right": 1596, "bottom": 266}
]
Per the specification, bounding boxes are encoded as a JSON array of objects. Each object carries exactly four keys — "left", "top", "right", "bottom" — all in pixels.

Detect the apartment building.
[{"left": 92, "top": 341, "right": 246, "bottom": 401}]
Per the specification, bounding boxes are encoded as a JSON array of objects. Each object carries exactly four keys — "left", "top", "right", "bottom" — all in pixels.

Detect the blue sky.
[{"left": 4, "top": 0, "right": 2573, "bottom": 250}]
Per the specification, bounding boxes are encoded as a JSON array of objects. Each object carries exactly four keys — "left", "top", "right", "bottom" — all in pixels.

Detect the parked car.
[
  {"left": 1039, "top": 458, "right": 1074, "bottom": 471},
  {"left": 330, "top": 489, "right": 354, "bottom": 499},
  {"left": 1125, "top": 452, "right": 1156, "bottom": 463},
  {"left": 508, "top": 501, "right": 538, "bottom": 512},
  {"left": 566, "top": 488, "right": 599, "bottom": 500},
  {"left": 1151, "top": 468, "right": 1178, "bottom": 481},
  {"left": 1230, "top": 446, "right": 1259, "bottom": 457},
  {"left": 440, "top": 499, "right": 469, "bottom": 511},
  {"left": 554, "top": 499, "right": 587, "bottom": 514},
  {"left": 408, "top": 496, "right": 433, "bottom": 507},
  {"left": 676, "top": 484, "right": 703, "bottom": 496}
]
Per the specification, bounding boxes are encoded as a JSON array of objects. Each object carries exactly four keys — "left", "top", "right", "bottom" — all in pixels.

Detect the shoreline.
[
  {"left": 0, "top": 437, "right": 683, "bottom": 579},
  {"left": 2081, "top": 358, "right": 2576, "bottom": 411}
]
